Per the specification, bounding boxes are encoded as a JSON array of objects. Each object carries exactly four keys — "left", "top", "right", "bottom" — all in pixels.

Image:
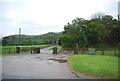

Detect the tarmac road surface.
[{"left": 2, "top": 46, "right": 96, "bottom": 79}]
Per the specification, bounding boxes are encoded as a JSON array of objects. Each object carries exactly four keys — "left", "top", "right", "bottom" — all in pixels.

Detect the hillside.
[{"left": 2, "top": 32, "right": 62, "bottom": 46}]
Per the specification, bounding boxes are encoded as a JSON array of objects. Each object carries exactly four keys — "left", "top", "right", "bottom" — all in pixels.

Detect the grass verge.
[{"left": 68, "top": 54, "right": 119, "bottom": 79}]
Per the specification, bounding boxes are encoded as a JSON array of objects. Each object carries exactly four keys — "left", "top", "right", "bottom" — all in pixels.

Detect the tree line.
[{"left": 58, "top": 13, "right": 119, "bottom": 48}]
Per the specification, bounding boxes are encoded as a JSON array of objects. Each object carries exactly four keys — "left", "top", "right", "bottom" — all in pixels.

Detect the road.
[{"left": 2, "top": 46, "right": 96, "bottom": 79}]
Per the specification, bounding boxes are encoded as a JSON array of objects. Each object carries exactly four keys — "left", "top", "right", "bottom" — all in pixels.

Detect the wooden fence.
[
  {"left": 62, "top": 48, "right": 119, "bottom": 56},
  {"left": 2, "top": 46, "right": 47, "bottom": 55},
  {"left": 2, "top": 47, "right": 17, "bottom": 54},
  {"left": 1, "top": 47, "right": 120, "bottom": 57}
]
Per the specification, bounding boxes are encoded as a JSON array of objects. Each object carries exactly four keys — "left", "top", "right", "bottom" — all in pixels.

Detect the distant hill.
[{"left": 2, "top": 32, "right": 62, "bottom": 46}]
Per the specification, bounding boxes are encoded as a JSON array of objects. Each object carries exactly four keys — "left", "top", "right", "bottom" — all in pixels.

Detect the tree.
[
  {"left": 91, "top": 12, "right": 105, "bottom": 19},
  {"left": 86, "top": 21, "right": 107, "bottom": 46},
  {"left": 58, "top": 34, "right": 76, "bottom": 48},
  {"left": 59, "top": 18, "right": 88, "bottom": 48},
  {"left": 58, "top": 14, "right": 118, "bottom": 48},
  {"left": 91, "top": 15, "right": 118, "bottom": 45}
]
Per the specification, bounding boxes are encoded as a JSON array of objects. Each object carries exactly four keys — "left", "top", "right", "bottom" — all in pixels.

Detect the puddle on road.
[
  {"left": 47, "top": 58, "right": 67, "bottom": 63},
  {"left": 34, "top": 56, "right": 68, "bottom": 63}
]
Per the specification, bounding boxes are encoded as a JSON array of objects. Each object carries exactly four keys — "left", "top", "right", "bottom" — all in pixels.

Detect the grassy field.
[
  {"left": 79, "top": 49, "right": 119, "bottom": 56},
  {"left": 0, "top": 44, "right": 54, "bottom": 56},
  {"left": 1, "top": 45, "right": 52, "bottom": 48},
  {"left": 68, "top": 54, "right": 119, "bottom": 79}
]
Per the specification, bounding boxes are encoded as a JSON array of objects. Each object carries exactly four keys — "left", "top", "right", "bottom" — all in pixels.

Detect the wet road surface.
[{"left": 2, "top": 46, "right": 96, "bottom": 79}]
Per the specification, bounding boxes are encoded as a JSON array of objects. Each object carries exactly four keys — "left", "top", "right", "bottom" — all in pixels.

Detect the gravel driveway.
[{"left": 2, "top": 46, "right": 96, "bottom": 79}]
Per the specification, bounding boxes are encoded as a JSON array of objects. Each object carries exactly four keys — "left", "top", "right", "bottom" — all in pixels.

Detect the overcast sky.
[{"left": 0, "top": 0, "right": 119, "bottom": 38}]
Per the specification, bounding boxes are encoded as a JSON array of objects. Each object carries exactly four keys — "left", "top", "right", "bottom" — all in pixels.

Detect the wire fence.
[
  {"left": 62, "top": 48, "right": 119, "bottom": 56},
  {"left": 1, "top": 45, "right": 52, "bottom": 55},
  {"left": 1, "top": 47, "right": 120, "bottom": 57}
]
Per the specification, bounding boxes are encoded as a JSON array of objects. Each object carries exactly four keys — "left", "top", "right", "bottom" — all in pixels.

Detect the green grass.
[
  {"left": 0, "top": 53, "right": 17, "bottom": 56},
  {"left": 49, "top": 45, "right": 61, "bottom": 50},
  {"left": 1, "top": 44, "right": 54, "bottom": 56},
  {"left": 68, "top": 54, "right": 119, "bottom": 79},
  {"left": 1, "top": 45, "right": 51, "bottom": 48}
]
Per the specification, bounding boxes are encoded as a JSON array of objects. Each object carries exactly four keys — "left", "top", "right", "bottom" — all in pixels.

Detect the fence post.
[
  {"left": 103, "top": 49, "right": 104, "bottom": 55},
  {"left": 9, "top": 48, "right": 11, "bottom": 54},
  {"left": 101, "top": 48, "right": 104, "bottom": 55},
  {"left": 16, "top": 47, "right": 20, "bottom": 53},
  {"left": 81, "top": 48, "right": 84, "bottom": 54},
  {"left": 53, "top": 47, "right": 57, "bottom": 54},
  {"left": 74, "top": 47, "right": 78, "bottom": 54},
  {"left": 114, "top": 48, "right": 116, "bottom": 56},
  {"left": 33, "top": 47, "right": 40, "bottom": 54},
  {"left": 30, "top": 47, "right": 32, "bottom": 54}
]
